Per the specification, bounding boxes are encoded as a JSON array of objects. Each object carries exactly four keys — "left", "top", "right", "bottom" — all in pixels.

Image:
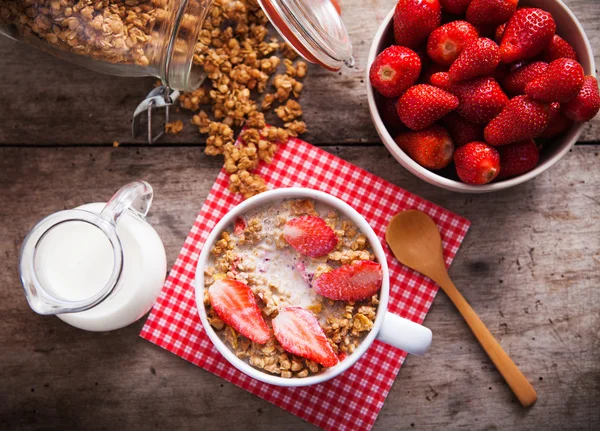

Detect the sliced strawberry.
[
  {"left": 393, "top": 0, "right": 442, "bottom": 49},
  {"left": 427, "top": 21, "right": 479, "bottom": 67},
  {"left": 449, "top": 37, "right": 500, "bottom": 82},
  {"left": 283, "top": 215, "right": 338, "bottom": 258},
  {"left": 484, "top": 96, "right": 550, "bottom": 146},
  {"left": 539, "top": 103, "right": 573, "bottom": 139},
  {"left": 562, "top": 76, "right": 600, "bottom": 123},
  {"left": 439, "top": 0, "right": 471, "bottom": 15},
  {"left": 395, "top": 125, "right": 455, "bottom": 170},
  {"left": 539, "top": 34, "right": 578, "bottom": 63},
  {"left": 466, "top": 0, "right": 518, "bottom": 27},
  {"left": 272, "top": 307, "right": 338, "bottom": 368},
  {"left": 208, "top": 279, "right": 271, "bottom": 344},
  {"left": 369, "top": 45, "right": 422, "bottom": 98},
  {"left": 497, "top": 140, "right": 540, "bottom": 179},
  {"left": 442, "top": 113, "right": 484, "bottom": 147},
  {"left": 313, "top": 260, "right": 383, "bottom": 302},
  {"left": 454, "top": 142, "right": 501, "bottom": 185},
  {"left": 500, "top": 8, "right": 556, "bottom": 63},
  {"left": 503, "top": 61, "right": 549, "bottom": 96},
  {"left": 525, "top": 58, "right": 584, "bottom": 103},
  {"left": 396, "top": 84, "right": 459, "bottom": 130},
  {"left": 233, "top": 216, "right": 246, "bottom": 236}
]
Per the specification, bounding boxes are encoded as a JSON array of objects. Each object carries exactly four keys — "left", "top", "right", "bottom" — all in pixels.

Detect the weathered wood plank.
[
  {"left": 1, "top": 145, "right": 598, "bottom": 430},
  {"left": 0, "top": 0, "right": 598, "bottom": 145}
]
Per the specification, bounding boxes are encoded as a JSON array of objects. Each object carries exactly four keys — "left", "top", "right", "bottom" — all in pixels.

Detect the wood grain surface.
[
  {"left": 1, "top": 0, "right": 599, "bottom": 429},
  {"left": 1, "top": 146, "right": 599, "bottom": 430},
  {"left": 0, "top": 0, "right": 598, "bottom": 145}
]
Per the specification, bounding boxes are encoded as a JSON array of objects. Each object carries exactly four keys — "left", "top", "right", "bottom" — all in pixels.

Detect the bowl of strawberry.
[{"left": 367, "top": 0, "right": 598, "bottom": 192}]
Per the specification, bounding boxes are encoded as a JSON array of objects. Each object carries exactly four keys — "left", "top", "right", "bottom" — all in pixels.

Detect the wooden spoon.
[{"left": 386, "top": 210, "right": 537, "bottom": 407}]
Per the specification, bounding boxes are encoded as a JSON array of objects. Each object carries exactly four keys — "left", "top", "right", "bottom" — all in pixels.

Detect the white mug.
[{"left": 195, "top": 188, "right": 432, "bottom": 387}]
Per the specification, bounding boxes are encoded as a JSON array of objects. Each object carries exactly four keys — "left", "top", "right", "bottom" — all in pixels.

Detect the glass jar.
[{"left": 0, "top": 0, "right": 353, "bottom": 92}]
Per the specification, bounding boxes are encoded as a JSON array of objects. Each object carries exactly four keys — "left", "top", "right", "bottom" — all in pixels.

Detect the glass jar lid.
[{"left": 258, "top": 0, "right": 353, "bottom": 71}]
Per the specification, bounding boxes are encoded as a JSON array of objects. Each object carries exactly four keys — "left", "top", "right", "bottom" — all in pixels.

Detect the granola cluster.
[
  {"left": 177, "top": 0, "right": 307, "bottom": 199},
  {"left": 204, "top": 199, "right": 380, "bottom": 378}
]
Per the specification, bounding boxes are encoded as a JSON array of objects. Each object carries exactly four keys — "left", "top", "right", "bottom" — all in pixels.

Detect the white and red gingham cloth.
[{"left": 140, "top": 136, "right": 470, "bottom": 431}]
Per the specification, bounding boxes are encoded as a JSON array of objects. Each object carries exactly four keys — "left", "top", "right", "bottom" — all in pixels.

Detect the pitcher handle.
[
  {"left": 101, "top": 180, "right": 153, "bottom": 225},
  {"left": 376, "top": 311, "right": 432, "bottom": 356}
]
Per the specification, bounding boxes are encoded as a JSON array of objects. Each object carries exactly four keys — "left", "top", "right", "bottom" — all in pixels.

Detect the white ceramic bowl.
[
  {"left": 366, "top": 0, "right": 596, "bottom": 193},
  {"left": 195, "top": 188, "right": 432, "bottom": 387}
]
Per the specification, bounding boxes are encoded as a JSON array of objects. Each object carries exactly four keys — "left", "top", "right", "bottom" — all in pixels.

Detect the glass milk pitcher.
[{"left": 19, "top": 181, "right": 167, "bottom": 332}]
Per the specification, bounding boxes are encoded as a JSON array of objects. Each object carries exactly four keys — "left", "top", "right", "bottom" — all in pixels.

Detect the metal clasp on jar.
[{"left": 132, "top": 85, "right": 180, "bottom": 144}]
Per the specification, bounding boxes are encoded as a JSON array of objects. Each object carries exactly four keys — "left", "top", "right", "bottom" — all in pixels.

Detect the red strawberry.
[
  {"left": 562, "top": 76, "right": 600, "bottom": 123},
  {"left": 466, "top": 0, "right": 518, "bottom": 27},
  {"left": 447, "top": 76, "right": 509, "bottom": 124},
  {"left": 454, "top": 142, "right": 500, "bottom": 184},
  {"left": 233, "top": 216, "right": 246, "bottom": 236},
  {"left": 394, "top": 125, "right": 455, "bottom": 169},
  {"left": 313, "top": 260, "right": 383, "bottom": 301},
  {"left": 442, "top": 113, "right": 484, "bottom": 146},
  {"left": 497, "top": 139, "right": 540, "bottom": 179},
  {"left": 449, "top": 38, "right": 500, "bottom": 82},
  {"left": 420, "top": 62, "right": 448, "bottom": 85},
  {"left": 494, "top": 23, "right": 506, "bottom": 43},
  {"left": 283, "top": 215, "right": 338, "bottom": 258},
  {"left": 484, "top": 96, "right": 550, "bottom": 146},
  {"left": 503, "top": 61, "right": 548, "bottom": 96},
  {"left": 272, "top": 307, "right": 338, "bottom": 368},
  {"left": 429, "top": 73, "right": 508, "bottom": 124},
  {"left": 369, "top": 46, "right": 422, "bottom": 97},
  {"left": 208, "top": 279, "right": 271, "bottom": 344},
  {"left": 500, "top": 8, "right": 556, "bottom": 63},
  {"left": 539, "top": 34, "right": 578, "bottom": 63},
  {"left": 430, "top": 71, "right": 452, "bottom": 89},
  {"left": 396, "top": 84, "right": 459, "bottom": 130},
  {"left": 539, "top": 103, "right": 573, "bottom": 138},
  {"left": 393, "top": 0, "right": 442, "bottom": 49},
  {"left": 377, "top": 95, "right": 406, "bottom": 135},
  {"left": 439, "top": 0, "right": 471, "bottom": 15},
  {"left": 427, "top": 21, "right": 479, "bottom": 67},
  {"left": 525, "top": 58, "right": 584, "bottom": 103}
]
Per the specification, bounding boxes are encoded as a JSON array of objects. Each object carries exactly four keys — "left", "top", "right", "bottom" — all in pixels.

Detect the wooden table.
[{"left": 1, "top": 1, "right": 599, "bottom": 429}]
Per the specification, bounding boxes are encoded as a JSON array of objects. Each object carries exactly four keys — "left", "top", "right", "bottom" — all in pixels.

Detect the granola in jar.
[{"left": 204, "top": 198, "right": 383, "bottom": 378}]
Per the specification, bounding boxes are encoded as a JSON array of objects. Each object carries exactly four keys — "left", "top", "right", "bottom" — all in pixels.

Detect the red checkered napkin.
[{"left": 140, "top": 136, "right": 470, "bottom": 431}]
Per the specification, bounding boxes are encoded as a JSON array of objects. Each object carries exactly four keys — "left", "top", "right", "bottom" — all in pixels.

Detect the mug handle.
[{"left": 376, "top": 311, "right": 432, "bottom": 356}]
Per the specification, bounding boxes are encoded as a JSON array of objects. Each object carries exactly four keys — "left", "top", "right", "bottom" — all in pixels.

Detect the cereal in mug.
[{"left": 203, "top": 199, "right": 383, "bottom": 378}]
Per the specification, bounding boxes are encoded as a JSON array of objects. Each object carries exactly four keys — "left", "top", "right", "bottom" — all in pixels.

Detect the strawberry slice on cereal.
[
  {"left": 272, "top": 307, "right": 339, "bottom": 368},
  {"left": 208, "top": 279, "right": 270, "bottom": 344},
  {"left": 313, "top": 260, "right": 383, "bottom": 301},
  {"left": 233, "top": 216, "right": 246, "bottom": 236},
  {"left": 283, "top": 215, "right": 338, "bottom": 258}
]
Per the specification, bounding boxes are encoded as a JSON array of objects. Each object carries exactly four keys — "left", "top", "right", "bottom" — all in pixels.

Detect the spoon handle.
[{"left": 436, "top": 271, "right": 537, "bottom": 407}]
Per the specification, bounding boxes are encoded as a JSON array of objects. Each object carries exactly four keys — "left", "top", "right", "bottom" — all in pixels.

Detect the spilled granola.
[
  {"left": 180, "top": 0, "right": 309, "bottom": 199},
  {"left": 1, "top": 0, "right": 308, "bottom": 199}
]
